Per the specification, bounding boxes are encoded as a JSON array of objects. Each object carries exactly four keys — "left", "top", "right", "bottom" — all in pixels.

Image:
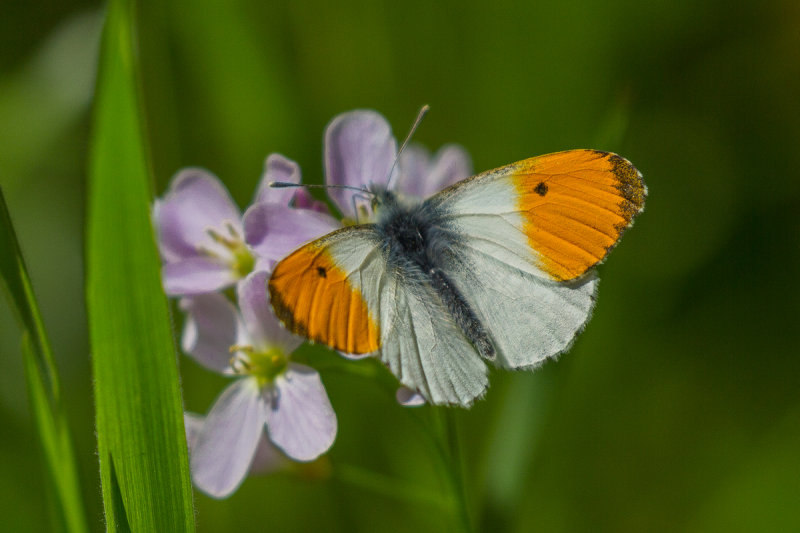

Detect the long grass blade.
[
  {"left": 0, "top": 188, "right": 89, "bottom": 533},
  {"left": 86, "top": 0, "right": 195, "bottom": 530}
]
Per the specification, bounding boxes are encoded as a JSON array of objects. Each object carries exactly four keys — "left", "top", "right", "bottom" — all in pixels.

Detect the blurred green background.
[{"left": 2, "top": 0, "right": 799, "bottom": 531}]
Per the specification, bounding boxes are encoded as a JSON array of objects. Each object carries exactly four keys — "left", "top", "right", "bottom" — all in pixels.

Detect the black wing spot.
[
  {"left": 534, "top": 182, "right": 548, "bottom": 196},
  {"left": 316, "top": 266, "right": 327, "bottom": 278}
]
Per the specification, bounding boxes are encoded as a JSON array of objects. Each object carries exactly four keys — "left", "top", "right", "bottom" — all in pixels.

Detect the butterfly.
[{"left": 268, "top": 149, "right": 646, "bottom": 406}]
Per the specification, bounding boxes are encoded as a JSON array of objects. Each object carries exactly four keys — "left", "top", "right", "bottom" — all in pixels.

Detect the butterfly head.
[
  {"left": 368, "top": 184, "right": 393, "bottom": 210},
  {"left": 366, "top": 184, "right": 423, "bottom": 227}
]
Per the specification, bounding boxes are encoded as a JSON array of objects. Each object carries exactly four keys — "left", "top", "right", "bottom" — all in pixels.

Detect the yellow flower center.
[
  {"left": 229, "top": 345, "right": 288, "bottom": 386},
  {"left": 231, "top": 246, "right": 255, "bottom": 278},
  {"left": 202, "top": 223, "right": 255, "bottom": 278}
]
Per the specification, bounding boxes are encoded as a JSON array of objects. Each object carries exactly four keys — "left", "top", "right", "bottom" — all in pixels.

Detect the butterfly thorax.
[
  {"left": 372, "top": 188, "right": 496, "bottom": 361},
  {"left": 372, "top": 190, "right": 427, "bottom": 265}
]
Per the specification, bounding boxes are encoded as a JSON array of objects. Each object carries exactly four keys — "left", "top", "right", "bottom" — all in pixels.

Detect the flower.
[
  {"left": 154, "top": 153, "right": 332, "bottom": 296},
  {"left": 324, "top": 109, "right": 472, "bottom": 222},
  {"left": 182, "top": 271, "right": 337, "bottom": 498}
]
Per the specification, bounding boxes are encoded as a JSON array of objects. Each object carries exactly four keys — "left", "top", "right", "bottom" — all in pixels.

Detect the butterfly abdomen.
[{"left": 427, "top": 267, "right": 495, "bottom": 360}]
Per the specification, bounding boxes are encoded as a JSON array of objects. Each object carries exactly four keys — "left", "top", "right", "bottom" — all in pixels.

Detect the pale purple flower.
[
  {"left": 324, "top": 109, "right": 472, "bottom": 221},
  {"left": 181, "top": 271, "right": 337, "bottom": 499},
  {"left": 154, "top": 154, "right": 332, "bottom": 296}
]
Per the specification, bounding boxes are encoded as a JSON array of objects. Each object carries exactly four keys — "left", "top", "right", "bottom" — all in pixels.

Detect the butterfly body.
[
  {"left": 269, "top": 149, "right": 646, "bottom": 406},
  {"left": 371, "top": 188, "right": 497, "bottom": 361}
]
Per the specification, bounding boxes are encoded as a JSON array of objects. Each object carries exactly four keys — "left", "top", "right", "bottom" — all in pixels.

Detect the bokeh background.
[{"left": 2, "top": 1, "right": 799, "bottom": 531}]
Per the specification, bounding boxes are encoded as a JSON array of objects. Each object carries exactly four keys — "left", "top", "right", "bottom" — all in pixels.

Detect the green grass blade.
[
  {"left": 22, "top": 333, "right": 90, "bottom": 533},
  {"left": 86, "top": 0, "right": 195, "bottom": 530},
  {"left": 0, "top": 188, "right": 89, "bottom": 533}
]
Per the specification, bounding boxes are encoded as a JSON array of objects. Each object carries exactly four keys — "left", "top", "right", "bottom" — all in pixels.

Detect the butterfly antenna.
[
  {"left": 385, "top": 104, "right": 430, "bottom": 190},
  {"left": 269, "top": 182, "right": 369, "bottom": 194}
]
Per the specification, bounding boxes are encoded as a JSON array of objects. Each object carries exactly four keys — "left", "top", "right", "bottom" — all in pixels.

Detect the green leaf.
[
  {"left": 86, "top": 0, "right": 195, "bottom": 530},
  {"left": 0, "top": 187, "right": 88, "bottom": 533}
]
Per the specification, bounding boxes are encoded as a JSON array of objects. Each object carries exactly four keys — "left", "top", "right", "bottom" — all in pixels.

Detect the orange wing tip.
[
  {"left": 514, "top": 149, "right": 646, "bottom": 282},
  {"left": 268, "top": 245, "right": 381, "bottom": 354}
]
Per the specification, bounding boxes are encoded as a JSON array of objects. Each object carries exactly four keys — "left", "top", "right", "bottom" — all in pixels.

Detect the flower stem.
[
  {"left": 441, "top": 409, "right": 473, "bottom": 533},
  {"left": 401, "top": 406, "right": 474, "bottom": 532}
]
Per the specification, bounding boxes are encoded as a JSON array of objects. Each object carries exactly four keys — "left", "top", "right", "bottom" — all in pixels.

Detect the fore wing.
[
  {"left": 269, "top": 226, "right": 383, "bottom": 354},
  {"left": 426, "top": 149, "right": 644, "bottom": 368},
  {"left": 427, "top": 149, "right": 646, "bottom": 282},
  {"left": 269, "top": 225, "right": 487, "bottom": 406}
]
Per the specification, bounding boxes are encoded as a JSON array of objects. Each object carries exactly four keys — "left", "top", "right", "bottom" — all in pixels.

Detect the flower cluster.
[{"left": 154, "top": 109, "right": 471, "bottom": 498}]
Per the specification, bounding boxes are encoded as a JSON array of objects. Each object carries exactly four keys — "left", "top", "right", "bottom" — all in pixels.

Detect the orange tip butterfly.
[{"left": 268, "top": 145, "right": 646, "bottom": 407}]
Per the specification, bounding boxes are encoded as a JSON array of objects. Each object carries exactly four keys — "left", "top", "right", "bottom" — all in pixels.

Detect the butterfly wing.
[
  {"left": 268, "top": 226, "right": 382, "bottom": 354},
  {"left": 378, "top": 268, "right": 488, "bottom": 405},
  {"left": 429, "top": 238, "right": 599, "bottom": 369},
  {"left": 425, "top": 149, "right": 645, "bottom": 368},
  {"left": 269, "top": 225, "right": 487, "bottom": 406},
  {"left": 428, "top": 149, "right": 646, "bottom": 282}
]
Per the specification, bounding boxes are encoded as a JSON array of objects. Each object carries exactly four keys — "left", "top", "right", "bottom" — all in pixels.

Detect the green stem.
[
  {"left": 441, "top": 409, "right": 473, "bottom": 533},
  {"left": 399, "top": 405, "right": 474, "bottom": 532}
]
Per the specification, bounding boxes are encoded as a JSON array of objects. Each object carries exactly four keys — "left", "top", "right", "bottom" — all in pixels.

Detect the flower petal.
[
  {"left": 324, "top": 110, "right": 397, "bottom": 217},
  {"left": 191, "top": 378, "right": 268, "bottom": 499},
  {"left": 426, "top": 144, "right": 472, "bottom": 193},
  {"left": 266, "top": 364, "right": 337, "bottom": 461},
  {"left": 253, "top": 256, "right": 276, "bottom": 274},
  {"left": 395, "top": 387, "right": 426, "bottom": 407},
  {"left": 254, "top": 153, "right": 302, "bottom": 206},
  {"left": 187, "top": 412, "right": 282, "bottom": 478},
  {"left": 397, "top": 143, "right": 472, "bottom": 199},
  {"left": 181, "top": 293, "right": 244, "bottom": 373},
  {"left": 237, "top": 271, "right": 302, "bottom": 353},
  {"left": 250, "top": 436, "right": 286, "bottom": 475},
  {"left": 243, "top": 203, "right": 340, "bottom": 263},
  {"left": 162, "top": 257, "right": 238, "bottom": 296},
  {"left": 155, "top": 169, "right": 242, "bottom": 261},
  {"left": 396, "top": 144, "right": 431, "bottom": 198},
  {"left": 292, "top": 188, "right": 330, "bottom": 213}
]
